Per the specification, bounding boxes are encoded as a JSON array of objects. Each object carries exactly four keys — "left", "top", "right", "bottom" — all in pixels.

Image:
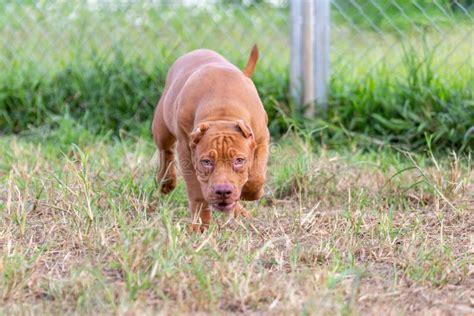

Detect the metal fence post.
[
  {"left": 291, "top": 0, "right": 330, "bottom": 116},
  {"left": 303, "top": 0, "right": 314, "bottom": 114},
  {"left": 290, "top": 0, "right": 303, "bottom": 108},
  {"left": 313, "top": 0, "right": 330, "bottom": 112}
]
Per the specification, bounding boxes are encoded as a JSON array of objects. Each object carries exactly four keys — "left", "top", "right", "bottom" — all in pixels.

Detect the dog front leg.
[
  {"left": 178, "top": 143, "right": 211, "bottom": 232},
  {"left": 241, "top": 141, "right": 269, "bottom": 201}
]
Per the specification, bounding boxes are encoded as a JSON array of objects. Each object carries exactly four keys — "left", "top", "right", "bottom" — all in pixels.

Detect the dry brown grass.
[{"left": 0, "top": 134, "right": 473, "bottom": 315}]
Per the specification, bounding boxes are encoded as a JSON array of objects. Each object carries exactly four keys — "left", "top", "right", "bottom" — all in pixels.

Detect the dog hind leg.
[{"left": 153, "top": 103, "right": 177, "bottom": 195}]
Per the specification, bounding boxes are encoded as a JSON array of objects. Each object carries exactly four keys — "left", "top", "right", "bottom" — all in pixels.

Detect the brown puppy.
[{"left": 152, "top": 45, "right": 269, "bottom": 231}]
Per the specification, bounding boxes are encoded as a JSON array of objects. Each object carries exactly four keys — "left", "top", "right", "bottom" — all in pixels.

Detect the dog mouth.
[{"left": 212, "top": 201, "right": 236, "bottom": 211}]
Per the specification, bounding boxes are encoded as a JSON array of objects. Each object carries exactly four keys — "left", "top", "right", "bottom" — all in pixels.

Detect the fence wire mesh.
[
  {"left": 1, "top": 1, "right": 473, "bottom": 95},
  {"left": 1, "top": 1, "right": 289, "bottom": 77},
  {"left": 331, "top": 0, "right": 473, "bottom": 83}
]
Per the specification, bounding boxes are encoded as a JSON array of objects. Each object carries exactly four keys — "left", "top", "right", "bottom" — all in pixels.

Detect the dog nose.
[{"left": 213, "top": 183, "right": 234, "bottom": 197}]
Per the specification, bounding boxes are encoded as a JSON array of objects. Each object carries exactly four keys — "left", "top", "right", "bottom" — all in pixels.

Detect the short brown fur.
[{"left": 152, "top": 46, "right": 269, "bottom": 232}]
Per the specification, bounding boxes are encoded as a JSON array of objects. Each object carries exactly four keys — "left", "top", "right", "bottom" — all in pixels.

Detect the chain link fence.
[
  {"left": 1, "top": 1, "right": 472, "bottom": 93},
  {"left": 0, "top": 1, "right": 289, "bottom": 76},
  {"left": 1, "top": 0, "right": 472, "bottom": 141},
  {"left": 330, "top": 0, "right": 473, "bottom": 82}
]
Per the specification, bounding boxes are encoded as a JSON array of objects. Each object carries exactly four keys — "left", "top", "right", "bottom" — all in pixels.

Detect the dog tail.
[{"left": 243, "top": 44, "right": 259, "bottom": 77}]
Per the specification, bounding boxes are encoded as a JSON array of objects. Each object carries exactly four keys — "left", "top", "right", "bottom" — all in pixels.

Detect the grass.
[{"left": 0, "top": 123, "right": 472, "bottom": 314}]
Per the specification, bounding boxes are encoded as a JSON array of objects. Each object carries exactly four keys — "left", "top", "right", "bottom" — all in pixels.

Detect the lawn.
[{"left": 0, "top": 126, "right": 472, "bottom": 314}]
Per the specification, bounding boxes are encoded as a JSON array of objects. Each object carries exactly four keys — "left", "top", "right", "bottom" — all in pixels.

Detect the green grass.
[
  {"left": 1, "top": 1, "right": 473, "bottom": 151},
  {"left": 0, "top": 124, "right": 472, "bottom": 313}
]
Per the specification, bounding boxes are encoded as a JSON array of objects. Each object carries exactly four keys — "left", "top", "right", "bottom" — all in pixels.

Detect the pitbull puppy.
[{"left": 152, "top": 45, "right": 269, "bottom": 232}]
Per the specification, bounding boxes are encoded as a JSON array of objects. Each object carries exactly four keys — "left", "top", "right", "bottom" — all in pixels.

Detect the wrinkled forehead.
[{"left": 197, "top": 133, "right": 250, "bottom": 159}]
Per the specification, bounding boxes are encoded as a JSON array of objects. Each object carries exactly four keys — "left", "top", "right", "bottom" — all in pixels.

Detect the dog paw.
[
  {"left": 190, "top": 223, "right": 209, "bottom": 233},
  {"left": 233, "top": 204, "right": 251, "bottom": 218},
  {"left": 160, "top": 177, "right": 177, "bottom": 195}
]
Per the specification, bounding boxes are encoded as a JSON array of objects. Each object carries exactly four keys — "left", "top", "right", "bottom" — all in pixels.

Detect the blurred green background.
[{"left": 0, "top": 0, "right": 472, "bottom": 150}]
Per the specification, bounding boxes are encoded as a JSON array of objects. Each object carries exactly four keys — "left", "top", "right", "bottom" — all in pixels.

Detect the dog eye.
[
  {"left": 233, "top": 158, "right": 246, "bottom": 166},
  {"left": 201, "top": 159, "right": 213, "bottom": 168}
]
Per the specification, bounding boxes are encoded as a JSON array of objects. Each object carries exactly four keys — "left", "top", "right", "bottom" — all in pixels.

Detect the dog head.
[{"left": 190, "top": 120, "right": 256, "bottom": 211}]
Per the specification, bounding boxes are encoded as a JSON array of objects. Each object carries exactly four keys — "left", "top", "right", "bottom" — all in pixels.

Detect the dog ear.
[
  {"left": 236, "top": 120, "right": 254, "bottom": 139},
  {"left": 190, "top": 123, "right": 209, "bottom": 147}
]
